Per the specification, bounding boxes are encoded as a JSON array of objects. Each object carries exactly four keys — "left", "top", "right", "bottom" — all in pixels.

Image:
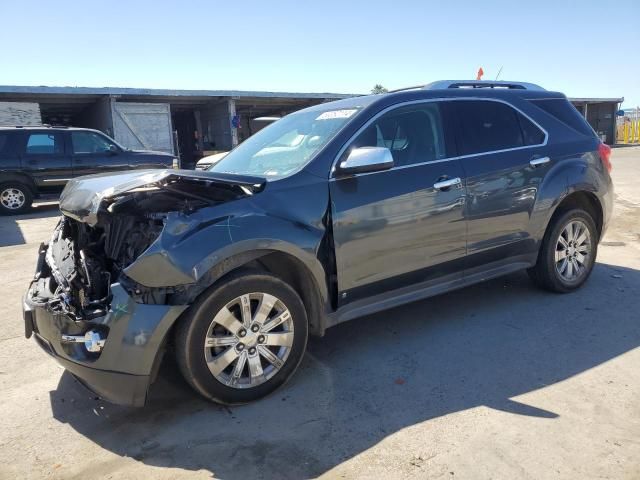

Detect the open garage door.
[{"left": 112, "top": 102, "right": 174, "bottom": 153}]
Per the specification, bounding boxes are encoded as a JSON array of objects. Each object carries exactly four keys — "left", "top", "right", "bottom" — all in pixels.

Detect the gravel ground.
[{"left": 0, "top": 148, "right": 639, "bottom": 480}]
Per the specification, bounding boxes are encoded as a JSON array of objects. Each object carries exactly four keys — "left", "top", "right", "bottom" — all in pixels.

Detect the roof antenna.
[{"left": 495, "top": 66, "right": 504, "bottom": 81}]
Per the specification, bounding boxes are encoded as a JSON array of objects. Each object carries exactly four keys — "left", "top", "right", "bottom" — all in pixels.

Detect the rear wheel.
[
  {"left": 528, "top": 209, "right": 598, "bottom": 292},
  {"left": 176, "top": 271, "right": 308, "bottom": 404},
  {"left": 0, "top": 183, "right": 33, "bottom": 215}
]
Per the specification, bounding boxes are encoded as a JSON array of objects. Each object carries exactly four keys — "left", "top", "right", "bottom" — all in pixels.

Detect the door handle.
[
  {"left": 433, "top": 177, "right": 462, "bottom": 191},
  {"left": 530, "top": 157, "right": 550, "bottom": 167}
]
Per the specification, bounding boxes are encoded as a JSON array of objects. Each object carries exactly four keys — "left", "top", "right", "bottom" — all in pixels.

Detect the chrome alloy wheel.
[
  {"left": 0, "top": 187, "right": 25, "bottom": 210},
  {"left": 203, "top": 292, "right": 295, "bottom": 389},
  {"left": 555, "top": 220, "right": 592, "bottom": 282}
]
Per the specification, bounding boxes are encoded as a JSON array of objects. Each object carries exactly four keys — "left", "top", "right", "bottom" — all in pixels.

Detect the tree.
[{"left": 371, "top": 84, "right": 388, "bottom": 94}]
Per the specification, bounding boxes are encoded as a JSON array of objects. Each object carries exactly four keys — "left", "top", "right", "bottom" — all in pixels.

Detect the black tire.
[
  {"left": 175, "top": 270, "right": 308, "bottom": 405},
  {"left": 528, "top": 208, "right": 598, "bottom": 293},
  {"left": 0, "top": 182, "right": 33, "bottom": 215}
]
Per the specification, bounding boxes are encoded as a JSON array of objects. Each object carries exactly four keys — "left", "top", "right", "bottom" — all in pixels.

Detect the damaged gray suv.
[{"left": 24, "top": 81, "right": 614, "bottom": 406}]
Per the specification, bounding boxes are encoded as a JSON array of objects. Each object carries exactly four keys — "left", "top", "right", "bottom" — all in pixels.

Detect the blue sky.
[{"left": 2, "top": 0, "right": 639, "bottom": 107}]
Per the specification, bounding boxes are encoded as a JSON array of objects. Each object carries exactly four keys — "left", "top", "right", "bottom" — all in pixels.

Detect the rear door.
[
  {"left": 0, "top": 131, "right": 21, "bottom": 171},
  {"left": 330, "top": 101, "right": 467, "bottom": 305},
  {"left": 450, "top": 99, "right": 549, "bottom": 272},
  {"left": 19, "top": 131, "right": 72, "bottom": 188},
  {"left": 70, "top": 130, "right": 128, "bottom": 177}
]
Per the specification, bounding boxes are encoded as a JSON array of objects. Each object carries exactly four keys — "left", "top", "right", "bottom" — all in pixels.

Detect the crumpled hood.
[{"left": 59, "top": 169, "right": 266, "bottom": 226}]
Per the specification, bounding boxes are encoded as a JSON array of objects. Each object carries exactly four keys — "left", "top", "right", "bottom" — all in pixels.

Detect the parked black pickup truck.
[{"left": 0, "top": 126, "right": 177, "bottom": 214}]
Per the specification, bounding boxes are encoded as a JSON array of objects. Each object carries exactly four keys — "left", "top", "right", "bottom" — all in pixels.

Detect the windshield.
[{"left": 209, "top": 107, "right": 361, "bottom": 179}]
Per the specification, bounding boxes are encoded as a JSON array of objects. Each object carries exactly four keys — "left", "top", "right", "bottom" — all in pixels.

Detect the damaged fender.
[{"left": 122, "top": 175, "right": 332, "bottom": 315}]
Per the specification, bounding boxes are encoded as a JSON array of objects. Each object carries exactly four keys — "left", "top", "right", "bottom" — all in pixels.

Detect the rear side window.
[
  {"left": 531, "top": 99, "right": 595, "bottom": 137},
  {"left": 454, "top": 100, "right": 544, "bottom": 156},
  {"left": 351, "top": 103, "right": 447, "bottom": 167},
  {"left": 25, "top": 133, "right": 64, "bottom": 154},
  {"left": 518, "top": 114, "right": 546, "bottom": 145},
  {"left": 71, "top": 131, "right": 116, "bottom": 154}
]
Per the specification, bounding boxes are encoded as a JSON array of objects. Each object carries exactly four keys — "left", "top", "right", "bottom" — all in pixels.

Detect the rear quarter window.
[
  {"left": 531, "top": 98, "right": 595, "bottom": 137},
  {"left": 453, "top": 100, "right": 544, "bottom": 156},
  {"left": 518, "top": 114, "right": 546, "bottom": 145}
]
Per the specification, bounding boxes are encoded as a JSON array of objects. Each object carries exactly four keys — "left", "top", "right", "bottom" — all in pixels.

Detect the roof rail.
[
  {"left": 387, "top": 85, "right": 428, "bottom": 93},
  {"left": 424, "top": 80, "right": 546, "bottom": 91}
]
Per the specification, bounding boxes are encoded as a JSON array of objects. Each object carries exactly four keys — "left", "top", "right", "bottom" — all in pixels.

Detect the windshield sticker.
[{"left": 316, "top": 109, "right": 358, "bottom": 120}]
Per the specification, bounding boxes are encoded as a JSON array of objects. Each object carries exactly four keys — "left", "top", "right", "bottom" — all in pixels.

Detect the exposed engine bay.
[{"left": 29, "top": 173, "right": 261, "bottom": 321}]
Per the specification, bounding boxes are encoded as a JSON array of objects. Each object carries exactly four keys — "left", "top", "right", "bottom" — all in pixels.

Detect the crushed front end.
[{"left": 23, "top": 169, "right": 264, "bottom": 406}]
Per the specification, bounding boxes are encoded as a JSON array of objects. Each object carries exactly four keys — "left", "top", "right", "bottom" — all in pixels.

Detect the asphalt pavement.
[{"left": 1, "top": 148, "right": 638, "bottom": 480}]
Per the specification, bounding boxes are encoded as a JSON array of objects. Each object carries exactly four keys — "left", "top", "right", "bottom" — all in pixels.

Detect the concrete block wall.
[{"left": 0, "top": 102, "right": 41, "bottom": 126}]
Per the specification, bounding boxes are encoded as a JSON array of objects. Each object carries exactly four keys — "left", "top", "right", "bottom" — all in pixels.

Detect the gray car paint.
[{"left": 23, "top": 87, "right": 614, "bottom": 406}]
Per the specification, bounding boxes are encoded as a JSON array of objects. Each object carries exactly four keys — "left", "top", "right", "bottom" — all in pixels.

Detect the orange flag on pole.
[{"left": 476, "top": 67, "right": 484, "bottom": 80}]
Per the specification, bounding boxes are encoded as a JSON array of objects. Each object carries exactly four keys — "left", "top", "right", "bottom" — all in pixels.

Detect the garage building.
[
  {"left": 570, "top": 98, "right": 624, "bottom": 145},
  {"left": 0, "top": 86, "right": 624, "bottom": 167},
  {"left": 0, "top": 86, "right": 351, "bottom": 168}
]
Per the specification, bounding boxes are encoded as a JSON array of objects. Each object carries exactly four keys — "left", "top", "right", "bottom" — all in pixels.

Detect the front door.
[
  {"left": 329, "top": 101, "right": 467, "bottom": 306},
  {"left": 19, "top": 131, "right": 72, "bottom": 190},
  {"left": 70, "top": 130, "right": 129, "bottom": 176}
]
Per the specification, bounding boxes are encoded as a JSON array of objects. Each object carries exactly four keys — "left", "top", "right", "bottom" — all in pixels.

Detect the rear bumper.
[
  {"left": 600, "top": 175, "right": 614, "bottom": 240},
  {"left": 23, "top": 245, "right": 187, "bottom": 407}
]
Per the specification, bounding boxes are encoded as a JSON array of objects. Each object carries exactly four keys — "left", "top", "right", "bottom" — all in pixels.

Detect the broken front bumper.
[{"left": 23, "top": 245, "right": 187, "bottom": 407}]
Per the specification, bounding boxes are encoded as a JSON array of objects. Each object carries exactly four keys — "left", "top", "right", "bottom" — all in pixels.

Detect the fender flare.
[
  {"left": 0, "top": 171, "right": 37, "bottom": 193},
  {"left": 189, "top": 239, "right": 329, "bottom": 307}
]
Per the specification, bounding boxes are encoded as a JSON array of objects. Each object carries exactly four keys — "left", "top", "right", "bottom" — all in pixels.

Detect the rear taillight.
[{"left": 598, "top": 143, "right": 612, "bottom": 173}]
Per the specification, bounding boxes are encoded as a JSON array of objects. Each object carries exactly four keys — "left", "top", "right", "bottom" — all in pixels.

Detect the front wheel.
[
  {"left": 528, "top": 209, "right": 598, "bottom": 293},
  {"left": 175, "top": 271, "right": 308, "bottom": 404},
  {"left": 0, "top": 183, "right": 33, "bottom": 215}
]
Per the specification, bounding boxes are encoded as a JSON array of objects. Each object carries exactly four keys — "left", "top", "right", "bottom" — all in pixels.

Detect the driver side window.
[
  {"left": 71, "top": 131, "right": 116, "bottom": 154},
  {"left": 351, "top": 103, "right": 446, "bottom": 167}
]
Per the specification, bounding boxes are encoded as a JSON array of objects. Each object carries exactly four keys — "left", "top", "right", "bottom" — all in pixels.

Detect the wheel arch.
[
  {"left": 548, "top": 190, "right": 603, "bottom": 241},
  {"left": 252, "top": 250, "right": 327, "bottom": 336},
  {"left": 0, "top": 172, "right": 37, "bottom": 194},
  {"left": 527, "top": 191, "right": 602, "bottom": 293},
  {"left": 169, "top": 246, "right": 330, "bottom": 337},
  {"left": 151, "top": 246, "right": 330, "bottom": 385}
]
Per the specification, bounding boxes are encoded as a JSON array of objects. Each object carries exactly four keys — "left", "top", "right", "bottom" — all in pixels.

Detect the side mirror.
[
  {"left": 108, "top": 145, "right": 119, "bottom": 155},
  {"left": 336, "top": 147, "right": 394, "bottom": 176}
]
